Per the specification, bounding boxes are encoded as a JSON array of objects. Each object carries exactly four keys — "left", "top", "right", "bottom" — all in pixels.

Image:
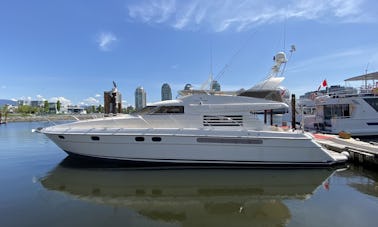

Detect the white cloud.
[
  {"left": 36, "top": 94, "right": 46, "bottom": 101},
  {"left": 127, "top": 0, "right": 371, "bottom": 32},
  {"left": 95, "top": 94, "right": 101, "bottom": 98},
  {"left": 49, "top": 97, "right": 72, "bottom": 106},
  {"left": 82, "top": 97, "right": 100, "bottom": 106},
  {"left": 128, "top": 0, "right": 176, "bottom": 23},
  {"left": 288, "top": 47, "right": 376, "bottom": 74},
  {"left": 96, "top": 32, "right": 117, "bottom": 51}
]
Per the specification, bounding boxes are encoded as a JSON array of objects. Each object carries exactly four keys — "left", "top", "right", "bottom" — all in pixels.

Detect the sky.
[{"left": 1, "top": 0, "right": 378, "bottom": 107}]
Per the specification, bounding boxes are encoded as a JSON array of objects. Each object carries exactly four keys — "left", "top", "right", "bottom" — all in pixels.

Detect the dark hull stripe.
[{"left": 64, "top": 150, "right": 343, "bottom": 168}]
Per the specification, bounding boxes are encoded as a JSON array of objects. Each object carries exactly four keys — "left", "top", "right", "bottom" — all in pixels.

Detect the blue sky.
[{"left": 1, "top": 0, "right": 378, "bottom": 106}]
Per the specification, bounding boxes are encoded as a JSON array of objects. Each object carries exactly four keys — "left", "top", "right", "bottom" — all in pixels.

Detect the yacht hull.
[{"left": 44, "top": 131, "right": 345, "bottom": 167}]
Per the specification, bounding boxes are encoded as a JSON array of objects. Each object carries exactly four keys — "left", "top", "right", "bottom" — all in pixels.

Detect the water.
[{"left": 1, "top": 122, "right": 378, "bottom": 227}]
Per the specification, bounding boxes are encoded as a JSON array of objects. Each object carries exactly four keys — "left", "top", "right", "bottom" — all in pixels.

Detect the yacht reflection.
[{"left": 41, "top": 157, "right": 343, "bottom": 226}]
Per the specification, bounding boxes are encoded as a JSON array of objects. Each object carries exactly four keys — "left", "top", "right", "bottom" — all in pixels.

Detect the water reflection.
[
  {"left": 40, "top": 158, "right": 342, "bottom": 226},
  {"left": 337, "top": 165, "right": 378, "bottom": 198}
]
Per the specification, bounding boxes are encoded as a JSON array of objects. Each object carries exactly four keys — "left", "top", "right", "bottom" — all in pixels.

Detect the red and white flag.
[{"left": 317, "top": 79, "right": 328, "bottom": 91}]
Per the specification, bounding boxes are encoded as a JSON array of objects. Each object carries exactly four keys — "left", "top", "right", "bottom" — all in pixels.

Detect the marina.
[{"left": 1, "top": 1, "right": 378, "bottom": 226}]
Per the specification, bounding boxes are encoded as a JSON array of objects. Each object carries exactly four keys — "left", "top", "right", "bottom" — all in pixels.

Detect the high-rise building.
[
  {"left": 161, "top": 83, "right": 172, "bottom": 101},
  {"left": 211, "top": 80, "right": 221, "bottom": 91},
  {"left": 135, "top": 86, "right": 146, "bottom": 111}
]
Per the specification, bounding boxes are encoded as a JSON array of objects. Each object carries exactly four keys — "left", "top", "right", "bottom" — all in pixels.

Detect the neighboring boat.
[
  {"left": 304, "top": 72, "right": 378, "bottom": 136},
  {"left": 40, "top": 159, "right": 343, "bottom": 225}
]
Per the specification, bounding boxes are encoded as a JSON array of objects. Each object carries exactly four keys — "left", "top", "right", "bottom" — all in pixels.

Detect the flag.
[
  {"left": 317, "top": 79, "right": 328, "bottom": 91},
  {"left": 322, "top": 180, "right": 330, "bottom": 191},
  {"left": 322, "top": 79, "right": 328, "bottom": 87}
]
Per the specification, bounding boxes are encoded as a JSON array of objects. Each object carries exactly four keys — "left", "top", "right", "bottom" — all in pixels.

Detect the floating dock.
[{"left": 312, "top": 133, "right": 378, "bottom": 168}]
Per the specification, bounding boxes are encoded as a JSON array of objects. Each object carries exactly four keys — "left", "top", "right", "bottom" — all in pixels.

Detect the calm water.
[{"left": 1, "top": 122, "right": 378, "bottom": 227}]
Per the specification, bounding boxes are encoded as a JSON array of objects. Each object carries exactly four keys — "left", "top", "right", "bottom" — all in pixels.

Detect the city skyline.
[{"left": 1, "top": 1, "right": 378, "bottom": 106}]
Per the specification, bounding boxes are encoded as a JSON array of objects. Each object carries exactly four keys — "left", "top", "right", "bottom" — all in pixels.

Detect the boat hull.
[{"left": 44, "top": 131, "right": 344, "bottom": 167}]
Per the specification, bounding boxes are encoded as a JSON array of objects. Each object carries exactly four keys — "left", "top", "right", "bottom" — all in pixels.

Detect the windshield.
[{"left": 133, "top": 105, "right": 184, "bottom": 115}]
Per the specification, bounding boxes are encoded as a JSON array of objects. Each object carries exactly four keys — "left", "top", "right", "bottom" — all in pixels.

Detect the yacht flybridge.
[{"left": 40, "top": 51, "right": 347, "bottom": 166}]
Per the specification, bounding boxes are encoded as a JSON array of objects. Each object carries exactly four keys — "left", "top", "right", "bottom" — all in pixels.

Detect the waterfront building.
[
  {"left": 211, "top": 80, "right": 221, "bottom": 91},
  {"left": 104, "top": 82, "right": 122, "bottom": 115},
  {"left": 31, "top": 101, "right": 44, "bottom": 108},
  {"left": 48, "top": 102, "right": 58, "bottom": 114},
  {"left": 161, "top": 83, "right": 172, "bottom": 101},
  {"left": 17, "top": 100, "right": 29, "bottom": 106},
  {"left": 67, "top": 105, "right": 87, "bottom": 114},
  {"left": 135, "top": 86, "right": 146, "bottom": 111}
]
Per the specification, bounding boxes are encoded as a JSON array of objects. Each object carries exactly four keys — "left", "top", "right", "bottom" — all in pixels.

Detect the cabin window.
[
  {"left": 152, "top": 137, "right": 162, "bottom": 142},
  {"left": 153, "top": 106, "right": 184, "bottom": 114},
  {"left": 364, "top": 98, "right": 378, "bottom": 112},
  {"left": 91, "top": 136, "right": 100, "bottom": 141},
  {"left": 203, "top": 115, "right": 243, "bottom": 127},
  {"left": 135, "top": 106, "right": 157, "bottom": 115},
  {"left": 135, "top": 137, "right": 145, "bottom": 142},
  {"left": 323, "top": 104, "right": 350, "bottom": 120},
  {"left": 58, "top": 135, "right": 65, "bottom": 139}
]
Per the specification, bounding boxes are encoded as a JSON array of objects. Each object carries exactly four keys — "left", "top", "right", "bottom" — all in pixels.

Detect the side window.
[
  {"left": 154, "top": 106, "right": 184, "bottom": 114},
  {"left": 364, "top": 98, "right": 378, "bottom": 112}
]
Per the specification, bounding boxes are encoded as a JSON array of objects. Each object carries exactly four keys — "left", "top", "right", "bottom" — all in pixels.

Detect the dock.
[{"left": 312, "top": 133, "right": 378, "bottom": 168}]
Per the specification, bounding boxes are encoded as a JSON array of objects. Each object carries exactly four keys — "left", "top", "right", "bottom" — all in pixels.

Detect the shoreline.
[{"left": 1, "top": 114, "right": 104, "bottom": 123}]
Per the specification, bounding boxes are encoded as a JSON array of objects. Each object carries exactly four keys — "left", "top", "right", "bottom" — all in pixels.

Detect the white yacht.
[
  {"left": 306, "top": 72, "right": 378, "bottom": 136},
  {"left": 40, "top": 92, "right": 346, "bottom": 166},
  {"left": 40, "top": 51, "right": 347, "bottom": 166}
]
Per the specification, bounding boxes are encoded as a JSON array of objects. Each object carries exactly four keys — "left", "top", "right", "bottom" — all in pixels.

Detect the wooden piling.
[{"left": 291, "top": 94, "right": 296, "bottom": 129}]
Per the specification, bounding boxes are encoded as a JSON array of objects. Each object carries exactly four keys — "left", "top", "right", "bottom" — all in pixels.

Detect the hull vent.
[{"left": 203, "top": 115, "right": 243, "bottom": 127}]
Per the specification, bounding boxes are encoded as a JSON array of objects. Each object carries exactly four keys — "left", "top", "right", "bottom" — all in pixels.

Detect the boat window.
[
  {"left": 152, "top": 137, "right": 162, "bottom": 142},
  {"left": 135, "top": 137, "right": 145, "bottom": 142},
  {"left": 323, "top": 104, "right": 350, "bottom": 120},
  {"left": 91, "top": 136, "right": 100, "bottom": 141},
  {"left": 134, "top": 106, "right": 157, "bottom": 115},
  {"left": 363, "top": 98, "right": 378, "bottom": 112},
  {"left": 58, "top": 135, "right": 65, "bottom": 139},
  {"left": 153, "top": 106, "right": 184, "bottom": 114}
]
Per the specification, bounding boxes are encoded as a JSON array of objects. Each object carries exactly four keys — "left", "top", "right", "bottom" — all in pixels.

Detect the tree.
[
  {"left": 56, "top": 100, "right": 61, "bottom": 112},
  {"left": 97, "top": 105, "right": 104, "bottom": 113},
  {"left": 44, "top": 100, "right": 49, "bottom": 113},
  {"left": 16, "top": 105, "right": 38, "bottom": 115},
  {"left": 123, "top": 105, "right": 135, "bottom": 114}
]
